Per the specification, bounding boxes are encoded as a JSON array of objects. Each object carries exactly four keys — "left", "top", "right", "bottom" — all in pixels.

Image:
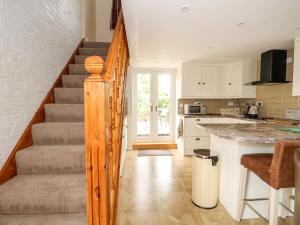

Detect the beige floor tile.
[{"left": 117, "top": 150, "right": 293, "bottom": 225}]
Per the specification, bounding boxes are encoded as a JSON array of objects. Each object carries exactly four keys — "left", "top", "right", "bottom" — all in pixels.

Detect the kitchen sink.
[{"left": 276, "top": 127, "right": 300, "bottom": 134}]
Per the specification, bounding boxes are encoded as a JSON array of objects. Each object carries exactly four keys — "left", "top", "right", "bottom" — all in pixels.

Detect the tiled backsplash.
[
  {"left": 256, "top": 49, "right": 299, "bottom": 118},
  {"left": 178, "top": 99, "right": 252, "bottom": 115}
]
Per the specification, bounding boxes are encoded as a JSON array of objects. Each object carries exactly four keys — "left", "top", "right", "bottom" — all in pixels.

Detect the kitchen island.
[{"left": 201, "top": 123, "right": 300, "bottom": 221}]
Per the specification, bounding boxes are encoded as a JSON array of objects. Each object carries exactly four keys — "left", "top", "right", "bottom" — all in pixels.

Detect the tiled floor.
[{"left": 117, "top": 150, "right": 293, "bottom": 225}]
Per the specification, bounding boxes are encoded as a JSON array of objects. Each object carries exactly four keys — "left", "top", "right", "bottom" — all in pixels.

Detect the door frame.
[{"left": 132, "top": 68, "right": 176, "bottom": 143}]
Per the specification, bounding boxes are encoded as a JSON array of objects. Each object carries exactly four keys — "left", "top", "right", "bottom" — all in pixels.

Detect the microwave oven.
[{"left": 183, "top": 104, "right": 206, "bottom": 115}]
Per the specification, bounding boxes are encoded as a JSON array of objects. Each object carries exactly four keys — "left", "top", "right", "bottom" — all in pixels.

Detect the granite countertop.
[{"left": 201, "top": 123, "right": 300, "bottom": 144}]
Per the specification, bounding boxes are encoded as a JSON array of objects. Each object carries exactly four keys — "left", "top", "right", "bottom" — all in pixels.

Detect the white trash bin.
[{"left": 192, "top": 149, "right": 220, "bottom": 209}]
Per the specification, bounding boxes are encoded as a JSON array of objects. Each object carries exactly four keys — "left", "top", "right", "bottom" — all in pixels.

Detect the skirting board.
[{"left": 0, "top": 39, "right": 84, "bottom": 185}]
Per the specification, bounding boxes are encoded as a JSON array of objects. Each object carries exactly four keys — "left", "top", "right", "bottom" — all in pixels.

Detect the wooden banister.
[{"left": 84, "top": 10, "right": 129, "bottom": 225}]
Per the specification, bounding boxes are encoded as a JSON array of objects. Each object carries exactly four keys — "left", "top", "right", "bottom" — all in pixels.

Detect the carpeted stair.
[{"left": 0, "top": 41, "right": 110, "bottom": 225}]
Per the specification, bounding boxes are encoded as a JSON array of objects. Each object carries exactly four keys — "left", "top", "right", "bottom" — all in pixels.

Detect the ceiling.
[{"left": 122, "top": 0, "right": 300, "bottom": 65}]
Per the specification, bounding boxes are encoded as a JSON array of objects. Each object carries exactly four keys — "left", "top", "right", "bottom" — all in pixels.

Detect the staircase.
[{"left": 0, "top": 41, "right": 110, "bottom": 225}]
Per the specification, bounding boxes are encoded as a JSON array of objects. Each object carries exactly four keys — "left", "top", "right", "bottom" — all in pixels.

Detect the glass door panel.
[
  {"left": 156, "top": 73, "right": 171, "bottom": 137},
  {"left": 134, "top": 69, "right": 175, "bottom": 142},
  {"left": 136, "top": 73, "right": 151, "bottom": 137}
]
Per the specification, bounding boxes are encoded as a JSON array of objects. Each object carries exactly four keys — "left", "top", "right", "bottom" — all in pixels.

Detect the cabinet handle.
[
  {"left": 196, "top": 119, "right": 201, "bottom": 122},
  {"left": 202, "top": 82, "right": 206, "bottom": 85},
  {"left": 197, "top": 82, "right": 201, "bottom": 85},
  {"left": 195, "top": 138, "right": 200, "bottom": 141},
  {"left": 228, "top": 83, "right": 232, "bottom": 85}
]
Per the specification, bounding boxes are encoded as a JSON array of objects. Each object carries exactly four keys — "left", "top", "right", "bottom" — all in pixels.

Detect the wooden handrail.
[{"left": 84, "top": 10, "right": 129, "bottom": 225}]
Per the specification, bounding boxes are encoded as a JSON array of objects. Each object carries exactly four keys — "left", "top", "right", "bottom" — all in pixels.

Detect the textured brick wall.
[{"left": 0, "top": 0, "right": 82, "bottom": 169}]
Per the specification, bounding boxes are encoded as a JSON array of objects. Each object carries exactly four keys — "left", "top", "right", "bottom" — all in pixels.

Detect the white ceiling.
[{"left": 122, "top": 0, "right": 300, "bottom": 65}]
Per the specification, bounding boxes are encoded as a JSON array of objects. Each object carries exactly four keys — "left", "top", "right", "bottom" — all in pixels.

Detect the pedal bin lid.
[{"left": 193, "top": 149, "right": 219, "bottom": 166}]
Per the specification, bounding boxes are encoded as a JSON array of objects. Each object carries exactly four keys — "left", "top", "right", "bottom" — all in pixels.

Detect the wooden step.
[{"left": 132, "top": 142, "right": 177, "bottom": 150}]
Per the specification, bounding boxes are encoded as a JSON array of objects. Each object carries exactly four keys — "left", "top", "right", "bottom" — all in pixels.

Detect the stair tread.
[
  {"left": 0, "top": 213, "right": 86, "bottom": 225},
  {"left": 83, "top": 41, "right": 110, "bottom": 48},
  {"left": 62, "top": 75, "right": 88, "bottom": 88},
  {"left": 45, "top": 103, "right": 84, "bottom": 122},
  {"left": 69, "top": 64, "right": 104, "bottom": 75},
  {"left": 74, "top": 55, "right": 106, "bottom": 64},
  {"left": 0, "top": 174, "right": 86, "bottom": 214},
  {"left": 54, "top": 88, "right": 83, "bottom": 104},
  {"left": 32, "top": 122, "right": 84, "bottom": 145},
  {"left": 16, "top": 145, "right": 85, "bottom": 175},
  {"left": 78, "top": 48, "right": 109, "bottom": 56}
]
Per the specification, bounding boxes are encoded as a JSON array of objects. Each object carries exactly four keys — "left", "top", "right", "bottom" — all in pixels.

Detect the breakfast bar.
[{"left": 201, "top": 123, "right": 300, "bottom": 221}]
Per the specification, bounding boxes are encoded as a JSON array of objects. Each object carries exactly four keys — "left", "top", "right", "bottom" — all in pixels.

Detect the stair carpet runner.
[{"left": 0, "top": 42, "right": 109, "bottom": 225}]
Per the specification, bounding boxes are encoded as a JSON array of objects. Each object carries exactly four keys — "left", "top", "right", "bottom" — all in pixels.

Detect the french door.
[{"left": 133, "top": 69, "right": 175, "bottom": 142}]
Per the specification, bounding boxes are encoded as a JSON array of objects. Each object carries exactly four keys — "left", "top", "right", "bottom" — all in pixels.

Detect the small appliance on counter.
[
  {"left": 184, "top": 103, "right": 206, "bottom": 115},
  {"left": 246, "top": 102, "right": 261, "bottom": 119}
]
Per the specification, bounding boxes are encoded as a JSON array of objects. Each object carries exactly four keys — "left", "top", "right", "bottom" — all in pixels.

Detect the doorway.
[{"left": 133, "top": 69, "right": 176, "bottom": 143}]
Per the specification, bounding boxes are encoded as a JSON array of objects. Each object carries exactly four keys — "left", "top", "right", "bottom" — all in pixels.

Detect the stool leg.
[
  {"left": 279, "top": 188, "right": 293, "bottom": 218},
  {"left": 269, "top": 187, "right": 279, "bottom": 225},
  {"left": 236, "top": 166, "right": 248, "bottom": 221}
]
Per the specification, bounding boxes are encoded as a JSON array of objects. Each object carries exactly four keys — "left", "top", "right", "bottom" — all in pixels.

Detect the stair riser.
[
  {"left": 45, "top": 104, "right": 84, "bottom": 122},
  {"left": 62, "top": 75, "right": 87, "bottom": 88},
  {"left": 69, "top": 64, "right": 104, "bottom": 75},
  {"left": 32, "top": 124, "right": 84, "bottom": 145},
  {"left": 16, "top": 149, "right": 85, "bottom": 175},
  {"left": 79, "top": 48, "right": 108, "bottom": 56},
  {"left": 54, "top": 88, "right": 83, "bottom": 104},
  {"left": 83, "top": 41, "right": 110, "bottom": 48},
  {"left": 74, "top": 55, "right": 107, "bottom": 64}
]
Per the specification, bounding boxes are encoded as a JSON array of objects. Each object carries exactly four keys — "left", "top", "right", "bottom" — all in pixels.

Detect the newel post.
[{"left": 84, "top": 75, "right": 111, "bottom": 225}]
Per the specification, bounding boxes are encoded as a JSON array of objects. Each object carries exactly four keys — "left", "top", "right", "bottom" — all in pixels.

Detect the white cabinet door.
[
  {"left": 219, "top": 66, "right": 232, "bottom": 97},
  {"left": 293, "top": 38, "right": 300, "bottom": 96},
  {"left": 200, "top": 66, "right": 220, "bottom": 97},
  {"left": 231, "top": 63, "right": 242, "bottom": 97},
  {"left": 182, "top": 66, "right": 201, "bottom": 98}
]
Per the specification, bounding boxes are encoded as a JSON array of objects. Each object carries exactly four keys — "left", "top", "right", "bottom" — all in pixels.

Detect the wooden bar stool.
[{"left": 238, "top": 141, "right": 300, "bottom": 225}]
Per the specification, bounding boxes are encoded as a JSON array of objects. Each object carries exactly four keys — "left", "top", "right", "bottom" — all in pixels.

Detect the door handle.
[
  {"left": 150, "top": 105, "right": 153, "bottom": 112},
  {"left": 155, "top": 105, "right": 158, "bottom": 112}
]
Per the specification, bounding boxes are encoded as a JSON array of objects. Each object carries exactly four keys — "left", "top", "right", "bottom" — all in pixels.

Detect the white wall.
[
  {"left": 0, "top": 0, "right": 83, "bottom": 169},
  {"left": 96, "top": 0, "right": 114, "bottom": 42},
  {"left": 82, "top": 0, "right": 113, "bottom": 42}
]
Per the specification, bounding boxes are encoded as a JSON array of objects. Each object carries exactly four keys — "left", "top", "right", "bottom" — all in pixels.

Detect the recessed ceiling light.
[
  {"left": 236, "top": 22, "right": 246, "bottom": 26},
  {"left": 180, "top": 5, "right": 190, "bottom": 13}
]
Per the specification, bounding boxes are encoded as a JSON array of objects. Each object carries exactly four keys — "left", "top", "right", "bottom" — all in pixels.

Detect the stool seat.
[
  {"left": 241, "top": 153, "right": 273, "bottom": 186},
  {"left": 238, "top": 141, "right": 300, "bottom": 225}
]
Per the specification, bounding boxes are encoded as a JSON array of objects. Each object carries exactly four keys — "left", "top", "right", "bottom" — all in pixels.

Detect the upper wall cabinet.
[
  {"left": 293, "top": 37, "right": 300, "bottom": 96},
  {"left": 181, "top": 60, "right": 256, "bottom": 99},
  {"left": 182, "top": 66, "right": 219, "bottom": 98}
]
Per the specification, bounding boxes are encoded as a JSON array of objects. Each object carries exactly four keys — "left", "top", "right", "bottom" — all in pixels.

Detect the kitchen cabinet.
[
  {"left": 180, "top": 117, "right": 256, "bottom": 156},
  {"left": 293, "top": 37, "right": 300, "bottom": 96},
  {"left": 182, "top": 66, "right": 201, "bottom": 98},
  {"left": 181, "top": 60, "right": 256, "bottom": 99},
  {"left": 182, "top": 65, "right": 219, "bottom": 98},
  {"left": 201, "top": 66, "right": 220, "bottom": 97},
  {"left": 219, "top": 64, "right": 242, "bottom": 98}
]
